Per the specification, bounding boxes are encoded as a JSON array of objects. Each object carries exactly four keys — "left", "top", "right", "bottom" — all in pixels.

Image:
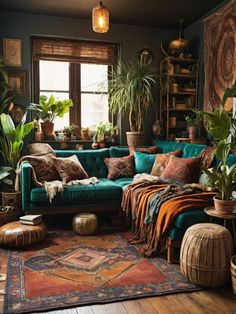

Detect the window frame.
[{"left": 32, "top": 36, "right": 119, "bottom": 129}]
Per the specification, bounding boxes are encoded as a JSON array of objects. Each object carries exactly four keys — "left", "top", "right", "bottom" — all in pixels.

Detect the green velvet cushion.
[
  {"left": 153, "top": 140, "right": 185, "bottom": 154},
  {"left": 30, "top": 178, "right": 122, "bottom": 204},
  {"left": 182, "top": 144, "right": 206, "bottom": 158},
  {"left": 173, "top": 209, "right": 208, "bottom": 230},
  {"left": 55, "top": 149, "right": 110, "bottom": 178},
  {"left": 134, "top": 151, "right": 156, "bottom": 174},
  {"left": 113, "top": 177, "right": 133, "bottom": 189}
]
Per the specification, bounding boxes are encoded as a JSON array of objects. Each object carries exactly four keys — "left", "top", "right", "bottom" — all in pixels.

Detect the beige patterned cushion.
[
  {"left": 104, "top": 155, "right": 135, "bottom": 179},
  {"left": 150, "top": 149, "right": 183, "bottom": 176},
  {"left": 53, "top": 155, "right": 89, "bottom": 183}
]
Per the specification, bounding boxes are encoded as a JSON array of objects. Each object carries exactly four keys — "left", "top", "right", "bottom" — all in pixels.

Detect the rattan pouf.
[
  {"left": 180, "top": 223, "right": 233, "bottom": 287},
  {"left": 73, "top": 213, "right": 98, "bottom": 235},
  {"left": 0, "top": 221, "right": 47, "bottom": 249}
]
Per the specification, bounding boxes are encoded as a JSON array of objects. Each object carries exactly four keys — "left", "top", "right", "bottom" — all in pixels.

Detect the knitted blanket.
[{"left": 122, "top": 179, "right": 216, "bottom": 257}]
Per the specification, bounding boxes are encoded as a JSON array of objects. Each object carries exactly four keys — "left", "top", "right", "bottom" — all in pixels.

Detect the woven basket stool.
[
  {"left": 0, "top": 221, "right": 47, "bottom": 249},
  {"left": 73, "top": 213, "right": 98, "bottom": 235},
  {"left": 180, "top": 223, "right": 233, "bottom": 287}
]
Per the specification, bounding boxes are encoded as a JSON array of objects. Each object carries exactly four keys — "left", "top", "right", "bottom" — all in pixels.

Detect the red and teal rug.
[{"left": 3, "top": 231, "right": 200, "bottom": 313}]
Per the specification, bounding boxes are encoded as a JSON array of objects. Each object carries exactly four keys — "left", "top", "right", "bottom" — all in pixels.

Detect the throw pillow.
[
  {"left": 134, "top": 151, "right": 156, "bottom": 174},
  {"left": 53, "top": 155, "right": 89, "bottom": 183},
  {"left": 160, "top": 155, "right": 202, "bottom": 184},
  {"left": 27, "top": 154, "right": 60, "bottom": 182},
  {"left": 28, "top": 143, "right": 55, "bottom": 156},
  {"left": 129, "top": 146, "right": 160, "bottom": 156},
  {"left": 104, "top": 155, "right": 135, "bottom": 179},
  {"left": 150, "top": 149, "right": 183, "bottom": 176}
]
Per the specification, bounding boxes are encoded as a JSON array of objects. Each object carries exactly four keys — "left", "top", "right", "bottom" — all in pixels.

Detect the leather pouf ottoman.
[
  {"left": 180, "top": 223, "right": 233, "bottom": 287},
  {"left": 73, "top": 213, "right": 98, "bottom": 235},
  {"left": 0, "top": 221, "right": 47, "bottom": 249}
]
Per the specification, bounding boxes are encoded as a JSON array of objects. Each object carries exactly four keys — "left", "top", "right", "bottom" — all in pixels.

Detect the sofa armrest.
[{"left": 21, "top": 162, "right": 33, "bottom": 211}]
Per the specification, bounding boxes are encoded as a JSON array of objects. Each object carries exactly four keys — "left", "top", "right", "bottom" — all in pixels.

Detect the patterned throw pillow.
[
  {"left": 150, "top": 149, "right": 183, "bottom": 176},
  {"left": 160, "top": 155, "right": 202, "bottom": 184},
  {"left": 104, "top": 155, "right": 135, "bottom": 179},
  {"left": 53, "top": 155, "right": 89, "bottom": 183},
  {"left": 129, "top": 146, "right": 160, "bottom": 156},
  {"left": 27, "top": 154, "right": 60, "bottom": 182},
  {"left": 28, "top": 143, "right": 55, "bottom": 156}
]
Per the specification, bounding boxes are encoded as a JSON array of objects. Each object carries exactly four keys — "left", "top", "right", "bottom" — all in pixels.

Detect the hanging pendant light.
[{"left": 92, "top": 1, "right": 109, "bottom": 33}]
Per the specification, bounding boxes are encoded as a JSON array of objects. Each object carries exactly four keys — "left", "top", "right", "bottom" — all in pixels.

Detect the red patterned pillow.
[
  {"left": 150, "top": 149, "right": 183, "bottom": 176},
  {"left": 160, "top": 155, "right": 202, "bottom": 183},
  {"left": 53, "top": 155, "right": 89, "bottom": 183},
  {"left": 104, "top": 155, "right": 135, "bottom": 179},
  {"left": 129, "top": 146, "right": 160, "bottom": 156}
]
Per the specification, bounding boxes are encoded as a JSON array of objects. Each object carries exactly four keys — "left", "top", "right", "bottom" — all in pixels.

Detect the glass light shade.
[{"left": 92, "top": 2, "right": 109, "bottom": 33}]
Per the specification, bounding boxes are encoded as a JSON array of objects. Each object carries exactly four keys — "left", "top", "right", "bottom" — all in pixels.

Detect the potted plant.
[
  {"left": 63, "top": 125, "right": 74, "bottom": 141},
  {"left": 30, "top": 95, "right": 73, "bottom": 139},
  {"left": 194, "top": 98, "right": 236, "bottom": 214},
  {"left": 185, "top": 112, "right": 202, "bottom": 139},
  {"left": 109, "top": 58, "right": 158, "bottom": 146},
  {"left": 92, "top": 121, "right": 114, "bottom": 148}
]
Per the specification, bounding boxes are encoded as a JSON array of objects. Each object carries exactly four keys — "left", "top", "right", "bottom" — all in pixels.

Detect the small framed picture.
[
  {"left": 7, "top": 70, "right": 27, "bottom": 97},
  {"left": 3, "top": 38, "right": 22, "bottom": 67}
]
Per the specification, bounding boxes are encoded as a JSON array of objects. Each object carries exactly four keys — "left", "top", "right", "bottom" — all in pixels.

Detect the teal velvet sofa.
[{"left": 21, "top": 140, "right": 236, "bottom": 263}]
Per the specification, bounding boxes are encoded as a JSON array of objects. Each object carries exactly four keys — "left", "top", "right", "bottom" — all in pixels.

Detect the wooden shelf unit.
[{"left": 160, "top": 56, "right": 199, "bottom": 140}]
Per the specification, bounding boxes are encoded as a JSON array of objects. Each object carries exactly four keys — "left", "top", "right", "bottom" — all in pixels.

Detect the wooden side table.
[{"left": 204, "top": 207, "right": 236, "bottom": 250}]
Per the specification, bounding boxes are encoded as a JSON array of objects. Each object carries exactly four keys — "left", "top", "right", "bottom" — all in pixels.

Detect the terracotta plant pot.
[
  {"left": 126, "top": 131, "right": 145, "bottom": 147},
  {"left": 40, "top": 122, "right": 55, "bottom": 140},
  {"left": 214, "top": 195, "right": 236, "bottom": 214},
  {"left": 81, "top": 128, "right": 89, "bottom": 140}
]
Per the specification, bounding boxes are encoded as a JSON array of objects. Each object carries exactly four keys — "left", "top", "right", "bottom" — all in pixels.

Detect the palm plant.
[{"left": 109, "top": 58, "right": 158, "bottom": 132}]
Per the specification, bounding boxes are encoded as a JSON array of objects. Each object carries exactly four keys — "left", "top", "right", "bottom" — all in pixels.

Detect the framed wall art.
[
  {"left": 204, "top": 1, "right": 236, "bottom": 112},
  {"left": 7, "top": 70, "right": 27, "bottom": 97},
  {"left": 3, "top": 38, "right": 22, "bottom": 67}
]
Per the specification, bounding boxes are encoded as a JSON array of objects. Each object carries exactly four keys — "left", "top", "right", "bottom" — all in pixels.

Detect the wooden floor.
[{"left": 1, "top": 256, "right": 236, "bottom": 314}]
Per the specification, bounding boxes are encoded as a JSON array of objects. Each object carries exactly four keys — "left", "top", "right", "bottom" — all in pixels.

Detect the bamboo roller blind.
[{"left": 32, "top": 37, "right": 117, "bottom": 64}]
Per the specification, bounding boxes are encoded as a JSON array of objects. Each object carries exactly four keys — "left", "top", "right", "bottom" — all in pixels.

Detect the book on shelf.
[{"left": 20, "top": 215, "right": 42, "bottom": 225}]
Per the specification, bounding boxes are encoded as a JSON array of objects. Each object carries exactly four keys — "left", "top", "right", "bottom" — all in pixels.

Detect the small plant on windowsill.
[
  {"left": 92, "top": 121, "right": 115, "bottom": 148},
  {"left": 185, "top": 112, "right": 202, "bottom": 139},
  {"left": 29, "top": 95, "right": 73, "bottom": 140}
]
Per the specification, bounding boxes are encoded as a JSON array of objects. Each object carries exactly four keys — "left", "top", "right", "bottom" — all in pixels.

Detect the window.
[{"left": 33, "top": 37, "right": 118, "bottom": 131}]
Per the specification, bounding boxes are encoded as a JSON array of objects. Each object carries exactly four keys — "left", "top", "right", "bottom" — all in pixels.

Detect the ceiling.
[{"left": 1, "top": 0, "right": 225, "bottom": 28}]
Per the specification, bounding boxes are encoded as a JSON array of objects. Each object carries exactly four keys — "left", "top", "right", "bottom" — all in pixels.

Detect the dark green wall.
[{"left": 0, "top": 10, "right": 177, "bottom": 145}]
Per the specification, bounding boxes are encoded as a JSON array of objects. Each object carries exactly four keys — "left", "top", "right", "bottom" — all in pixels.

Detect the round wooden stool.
[
  {"left": 180, "top": 223, "right": 233, "bottom": 287},
  {"left": 73, "top": 213, "right": 98, "bottom": 235},
  {"left": 0, "top": 221, "right": 47, "bottom": 249}
]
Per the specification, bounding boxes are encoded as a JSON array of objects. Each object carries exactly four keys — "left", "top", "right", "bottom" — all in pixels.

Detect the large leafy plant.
[
  {"left": 30, "top": 95, "right": 73, "bottom": 123},
  {"left": 194, "top": 103, "right": 236, "bottom": 200},
  {"left": 108, "top": 59, "right": 158, "bottom": 132},
  {"left": 0, "top": 57, "right": 12, "bottom": 114},
  {"left": 0, "top": 113, "right": 34, "bottom": 180}
]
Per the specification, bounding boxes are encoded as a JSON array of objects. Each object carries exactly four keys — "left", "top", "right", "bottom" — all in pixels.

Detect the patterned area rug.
[{"left": 3, "top": 231, "right": 200, "bottom": 313}]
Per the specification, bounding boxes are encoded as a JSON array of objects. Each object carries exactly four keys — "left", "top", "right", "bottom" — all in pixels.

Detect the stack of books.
[{"left": 20, "top": 215, "right": 43, "bottom": 226}]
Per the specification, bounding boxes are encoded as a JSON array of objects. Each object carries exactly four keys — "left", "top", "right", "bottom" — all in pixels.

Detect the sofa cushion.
[
  {"left": 161, "top": 155, "right": 202, "bottom": 183},
  {"left": 182, "top": 143, "right": 206, "bottom": 158},
  {"left": 55, "top": 149, "right": 110, "bottom": 178},
  {"left": 53, "top": 155, "right": 89, "bottom": 183},
  {"left": 30, "top": 178, "right": 122, "bottom": 204},
  {"left": 153, "top": 140, "right": 185, "bottom": 154},
  {"left": 173, "top": 209, "right": 208, "bottom": 230},
  {"left": 134, "top": 151, "right": 156, "bottom": 174},
  {"left": 113, "top": 177, "right": 133, "bottom": 190},
  {"left": 150, "top": 149, "right": 183, "bottom": 176},
  {"left": 129, "top": 146, "right": 160, "bottom": 156},
  {"left": 104, "top": 155, "right": 135, "bottom": 179}
]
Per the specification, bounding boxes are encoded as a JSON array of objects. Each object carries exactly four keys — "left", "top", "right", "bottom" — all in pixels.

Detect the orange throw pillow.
[{"left": 150, "top": 149, "right": 183, "bottom": 176}]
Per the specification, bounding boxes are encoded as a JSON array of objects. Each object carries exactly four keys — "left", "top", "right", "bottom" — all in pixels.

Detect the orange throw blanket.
[{"left": 122, "top": 182, "right": 216, "bottom": 257}]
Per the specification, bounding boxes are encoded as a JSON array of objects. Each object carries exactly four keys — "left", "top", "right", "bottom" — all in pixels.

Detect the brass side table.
[{"left": 204, "top": 207, "right": 236, "bottom": 251}]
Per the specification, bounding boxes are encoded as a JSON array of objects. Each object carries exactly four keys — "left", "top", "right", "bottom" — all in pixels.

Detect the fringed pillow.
[{"left": 150, "top": 149, "right": 183, "bottom": 176}]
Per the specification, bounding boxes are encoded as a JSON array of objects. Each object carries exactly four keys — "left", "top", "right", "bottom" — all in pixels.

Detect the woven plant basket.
[
  {"left": 230, "top": 255, "right": 236, "bottom": 295},
  {"left": 0, "top": 206, "right": 18, "bottom": 227},
  {"left": 180, "top": 223, "right": 233, "bottom": 287}
]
